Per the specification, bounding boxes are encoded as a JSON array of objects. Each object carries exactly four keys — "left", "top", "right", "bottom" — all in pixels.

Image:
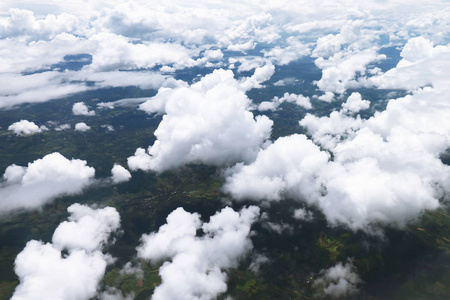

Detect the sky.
[{"left": 1, "top": 0, "right": 450, "bottom": 299}]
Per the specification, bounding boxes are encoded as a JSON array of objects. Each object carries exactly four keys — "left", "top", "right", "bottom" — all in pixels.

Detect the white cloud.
[
  {"left": 224, "top": 134, "right": 329, "bottom": 202},
  {"left": 87, "top": 32, "right": 199, "bottom": 72},
  {"left": 258, "top": 92, "right": 311, "bottom": 111},
  {"left": 359, "top": 37, "right": 450, "bottom": 91},
  {"left": 239, "top": 62, "right": 275, "bottom": 91},
  {"left": 226, "top": 92, "right": 450, "bottom": 231},
  {"left": 0, "top": 153, "right": 95, "bottom": 214},
  {"left": 136, "top": 206, "right": 260, "bottom": 300},
  {"left": 263, "top": 37, "right": 310, "bottom": 65},
  {"left": 110, "top": 164, "right": 131, "bottom": 183},
  {"left": 300, "top": 111, "right": 364, "bottom": 150},
  {"left": 313, "top": 260, "right": 361, "bottom": 298},
  {"left": 75, "top": 122, "right": 91, "bottom": 131},
  {"left": 317, "top": 91, "right": 335, "bottom": 102},
  {"left": 227, "top": 40, "right": 256, "bottom": 52},
  {"left": 128, "top": 69, "right": 272, "bottom": 172},
  {"left": 341, "top": 92, "right": 370, "bottom": 113},
  {"left": 293, "top": 208, "right": 313, "bottom": 221},
  {"left": 314, "top": 48, "right": 385, "bottom": 94},
  {"left": 8, "top": 120, "right": 46, "bottom": 136},
  {"left": 52, "top": 203, "right": 121, "bottom": 252},
  {"left": 12, "top": 204, "right": 120, "bottom": 300},
  {"left": 55, "top": 123, "right": 71, "bottom": 131},
  {"left": 72, "top": 101, "right": 95, "bottom": 116}
]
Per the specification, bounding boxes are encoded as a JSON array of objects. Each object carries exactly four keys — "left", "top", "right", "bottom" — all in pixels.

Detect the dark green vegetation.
[{"left": 0, "top": 83, "right": 449, "bottom": 300}]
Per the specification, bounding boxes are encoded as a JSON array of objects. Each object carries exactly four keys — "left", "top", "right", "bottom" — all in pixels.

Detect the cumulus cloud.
[
  {"left": 72, "top": 101, "right": 95, "bottom": 116},
  {"left": 75, "top": 122, "right": 91, "bottom": 131},
  {"left": 110, "top": 164, "right": 131, "bottom": 183},
  {"left": 239, "top": 62, "right": 275, "bottom": 91},
  {"left": 87, "top": 32, "right": 199, "bottom": 71},
  {"left": 0, "top": 153, "right": 95, "bottom": 214},
  {"left": 52, "top": 203, "right": 121, "bottom": 252},
  {"left": 225, "top": 80, "right": 450, "bottom": 231},
  {"left": 313, "top": 261, "right": 361, "bottom": 298},
  {"left": 12, "top": 204, "right": 120, "bottom": 300},
  {"left": 263, "top": 37, "right": 310, "bottom": 65},
  {"left": 55, "top": 123, "right": 71, "bottom": 131},
  {"left": 136, "top": 206, "right": 260, "bottom": 300},
  {"left": 224, "top": 134, "right": 329, "bottom": 202},
  {"left": 8, "top": 120, "right": 47, "bottom": 136},
  {"left": 258, "top": 92, "right": 312, "bottom": 111},
  {"left": 128, "top": 69, "right": 272, "bottom": 172},
  {"left": 359, "top": 37, "right": 450, "bottom": 91},
  {"left": 340, "top": 92, "right": 370, "bottom": 113}
]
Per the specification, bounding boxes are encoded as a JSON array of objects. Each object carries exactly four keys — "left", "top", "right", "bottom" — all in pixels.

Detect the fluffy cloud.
[
  {"left": 12, "top": 204, "right": 120, "bottom": 300},
  {"left": 340, "top": 92, "right": 370, "bottom": 113},
  {"left": 72, "top": 101, "right": 95, "bottom": 116},
  {"left": 224, "top": 134, "right": 329, "bottom": 202},
  {"left": 55, "top": 124, "right": 71, "bottom": 131},
  {"left": 360, "top": 37, "right": 450, "bottom": 91},
  {"left": 314, "top": 48, "right": 385, "bottom": 95},
  {"left": 313, "top": 261, "right": 361, "bottom": 298},
  {"left": 225, "top": 81, "right": 450, "bottom": 231},
  {"left": 137, "top": 206, "right": 260, "bottom": 300},
  {"left": 52, "top": 203, "right": 121, "bottom": 252},
  {"left": 87, "top": 32, "right": 199, "bottom": 72},
  {"left": 239, "top": 62, "right": 275, "bottom": 91},
  {"left": 128, "top": 69, "right": 273, "bottom": 172},
  {"left": 110, "top": 164, "right": 131, "bottom": 183},
  {"left": 75, "top": 122, "right": 91, "bottom": 131},
  {"left": 0, "top": 153, "right": 95, "bottom": 214},
  {"left": 258, "top": 92, "right": 312, "bottom": 111},
  {"left": 8, "top": 120, "right": 47, "bottom": 136},
  {"left": 263, "top": 37, "right": 310, "bottom": 65}
]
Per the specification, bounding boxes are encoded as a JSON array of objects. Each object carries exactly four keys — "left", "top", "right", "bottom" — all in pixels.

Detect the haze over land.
[{"left": 1, "top": 0, "right": 450, "bottom": 299}]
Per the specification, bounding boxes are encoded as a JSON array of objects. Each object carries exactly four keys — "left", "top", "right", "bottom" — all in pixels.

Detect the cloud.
[
  {"left": 110, "top": 164, "right": 131, "bottom": 183},
  {"left": 72, "top": 101, "right": 95, "bottom": 116},
  {"left": 55, "top": 123, "right": 71, "bottom": 131},
  {"left": 225, "top": 88, "right": 450, "bottom": 231},
  {"left": 75, "top": 122, "right": 91, "bottom": 132},
  {"left": 136, "top": 206, "right": 260, "bottom": 300},
  {"left": 128, "top": 69, "right": 272, "bottom": 172},
  {"left": 8, "top": 120, "right": 47, "bottom": 136},
  {"left": 258, "top": 92, "right": 312, "bottom": 111},
  {"left": 226, "top": 38, "right": 450, "bottom": 232},
  {"left": 224, "top": 134, "right": 329, "bottom": 202},
  {"left": 12, "top": 204, "right": 120, "bottom": 300},
  {"left": 0, "top": 153, "right": 95, "bottom": 214},
  {"left": 263, "top": 37, "right": 311, "bottom": 65},
  {"left": 313, "top": 260, "right": 361, "bottom": 298},
  {"left": 340, "top": 92, "right": 370, "bottom": 113},
  {"left": 52, "top": 203, "right": 121, "bottom": 252},
  {"left": 358, "top": 37, "right": 450, "bottom": 91},
  {"left": 239, "top": 62, "right": 275, "bottom": 91},
  {"left": 87, "top": 32, "right": 199, "bottom": 72}
]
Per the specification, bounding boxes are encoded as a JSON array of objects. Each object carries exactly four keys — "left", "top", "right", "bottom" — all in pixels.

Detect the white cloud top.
[
  {"left": 137, "top": 206, "right": 260, "bottom": 300},
  {"left": 12, "top": 204, "right": 120, "bottom": 300},
  {"left": 0, "top": 153, "right": 95, "bottom": 214},
  {"left": 128, "top": 69, "right": 273, "bottom": 172},
  {"left": 110, "top": 164, "right": 131, "bottom": 183},
  {"left": 313, "top": 261, "right": 361, "bottom": 297},
  {"left": 8, "top": 120, "right": 46, "bottom": 136},
  {"left": 75, "top": 122, "right": 91, "bottom": 131},
  {"left": 72, "top": 101, "right": 96, "bottom": 116}
]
